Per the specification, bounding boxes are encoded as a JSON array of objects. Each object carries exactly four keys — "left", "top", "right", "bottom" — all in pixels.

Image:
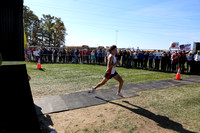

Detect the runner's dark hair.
[{"left": 109, "top": 45, "right": 117, "bottom": 52}]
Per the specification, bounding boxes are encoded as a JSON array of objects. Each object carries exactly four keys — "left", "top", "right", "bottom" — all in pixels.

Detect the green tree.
[
  {"left": 31, "top": 19, "right": 40, "bottom": 45},
  {"left": 41, "top": 14, "right": 55, "bottom": 47},
  {"left": 53, "top": 17, "right": 67, "bottom": 47},
  {"left": 23, "top": 5, "right": 67, "bottom": 47},
  {"left": 23, "top": 5, "right": 39, "bottom": 45}
]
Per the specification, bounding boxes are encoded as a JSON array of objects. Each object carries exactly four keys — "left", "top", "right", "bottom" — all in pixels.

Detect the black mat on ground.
[{"left": 34, "top": 76, "right": 200, "bottom": 115}]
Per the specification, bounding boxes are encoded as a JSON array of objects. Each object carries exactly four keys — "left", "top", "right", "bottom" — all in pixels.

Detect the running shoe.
[
  {"left": 91, "top": 87, "right": 96, "bottom": 94},
  {"left": 116, "top": 92, "right": 124, "bottom": 98}
]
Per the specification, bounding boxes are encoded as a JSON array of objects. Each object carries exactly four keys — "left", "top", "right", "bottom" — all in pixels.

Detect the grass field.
[
  {"left": 41, "top": 83, "right": 200, "bottom": 133},
  {"left": 27, "top": 62, "right": 190, "bottom": 98},
  {"left": 27, "top": 63, "right": 200, "bottom": 132}
]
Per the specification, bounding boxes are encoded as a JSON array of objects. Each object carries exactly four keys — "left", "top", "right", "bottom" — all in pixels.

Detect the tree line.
[{"left": 23, "top": 5, "right": 67, "bottom": 47}]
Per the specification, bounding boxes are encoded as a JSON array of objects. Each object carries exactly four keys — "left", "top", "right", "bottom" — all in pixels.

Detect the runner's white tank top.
[{"left": 107, "top": 54, "right": 116, "bottom": 74}]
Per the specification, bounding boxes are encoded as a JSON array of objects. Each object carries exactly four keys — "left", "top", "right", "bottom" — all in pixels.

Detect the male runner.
[{"left": 91, "top": 45, "right": 124, "bottom": 98}]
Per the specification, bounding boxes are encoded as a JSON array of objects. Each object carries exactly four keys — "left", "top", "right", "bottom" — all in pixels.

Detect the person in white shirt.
[
  {"left": 154, "top": 50, "right": 162, "bottom": 70},
  {"left": 194, "top": 50, "right": 200, "bottom": 61},
  {"left": 132, "top": 51, "right": 138, "bottom": 68},
  {"left": 193, "top": 50, "right": 200, "bottom": 74},
  {"left": 186, "top": 52, "right": 193, "bottom": 73},
  {"left": 91, "top": 50, "right": 96, "bottom": 64}
]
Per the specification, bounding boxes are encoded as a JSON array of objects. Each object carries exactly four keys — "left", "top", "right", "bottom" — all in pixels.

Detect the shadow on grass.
[
  {"left": 37, "top": 68, "right": 45, "bottom": 72},
  {"left": 95, "top": 96, "right": 196, "bottom": 133}
]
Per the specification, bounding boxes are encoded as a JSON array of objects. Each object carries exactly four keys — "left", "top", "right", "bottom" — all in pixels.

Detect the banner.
[
  {"left": 180, "top": 44, "right": 191, "bottom": 51},
  {"left": 169, "top": 42, "right": 179, "bottom": 49},
  {"left": 23, "top": 19, "right": 28, "bottom": 49}
]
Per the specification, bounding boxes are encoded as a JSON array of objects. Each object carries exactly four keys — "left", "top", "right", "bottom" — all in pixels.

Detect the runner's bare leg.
[
  {"left": 113, "top": 74, "right": 124, "bottom": 93},
  {"left": 94, "top": 78, "right": 109, "bottom": 89}
]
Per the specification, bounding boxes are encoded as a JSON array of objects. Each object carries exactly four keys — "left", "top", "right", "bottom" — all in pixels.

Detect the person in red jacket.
[
  {"left": 86, "top": 48, "right": 90, "bottom": 64},
  {"left": 171, "top": 51, "right": 179, "bottom": 71}
]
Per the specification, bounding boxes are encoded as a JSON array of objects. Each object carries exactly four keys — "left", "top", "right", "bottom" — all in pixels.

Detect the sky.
[{"left": 24, "top": 0, "right": 200, "bottom": 49}]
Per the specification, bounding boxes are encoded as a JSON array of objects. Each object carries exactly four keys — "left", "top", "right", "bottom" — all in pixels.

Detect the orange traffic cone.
[
  {"left": 37, "top": 58, "right": 42, "bottom": 69},
  {"left": 175, "top": 68, "right": 181, "bottom": 80}
]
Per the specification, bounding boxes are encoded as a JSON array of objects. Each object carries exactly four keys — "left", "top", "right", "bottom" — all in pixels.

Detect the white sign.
[
  {"left": 169, "top": 42, "right": 179, "bottom": 49},
  {"left": 33, "top": 51, "right": 40, "bottom": 56},
  {"left": 180, "top": 44, "right": 191, "bottom": 51}
]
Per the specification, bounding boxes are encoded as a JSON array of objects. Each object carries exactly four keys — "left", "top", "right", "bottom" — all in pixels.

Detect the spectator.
[
  {"left": 91, "top": 50, "right": 96, "bottom": 64},
  {"left": 161, "top": 52, "right": 167, "bottom": 71},
  {"left": 148, "top": 52, "right": 154, "bottom": 69},
  {"left": 97, "top": 49, "right": 102, "bottom": 64},
  {"left": 143, "top": 51, "right": 149, "bottom": 69},
  {"left": 95, "top": 49, "right": 98, "bottom": 63},
  {"left": 34, "top": 48, "right": 40, "bottom": 62},
  {"left": 48, "top": 48, "right": 53, "bottom": 63},
  {"left": 86, "top": 48, "right": 90, "bottom": 64},
  {"left": 132, "top": 50, "right": 138, "bottom": 68},
  {"left": 40, "top": 47, "right": 45, "bottom": 63},
  {"left": 66, "top": 48, "right": 70, "bottom": 63},
  {"left": 83, "top": 49, "right": 86, "bottom": 63},
  {"left": 43, "top": 47, "right": 48, "bottom": 62},
  {"left": 58, "top": 49, "right": 62, "bottom": 63},
  {"left": 115, "top": 49, "right": 122, "bottom": 66},
  {"left": 166, "top": 51, "right": 171, "bottom": 71},
  {"left": 27, "top": 48, "right": 32, "bottom": 61},
  {"left": 154, "top": 50, "right": 162, "bottom": 70},
  {"left": 71, "top": 48, "right": 75, "bottom": 63},
  {"left": 53, "top": 48, "right": 58, "bottom": 63},
  {"left": 31, "top": 48, "right": 35, "bottom": 60},
  {"left": 122, "top": 50, "right": 127, "bottom": 67},
  {"left": 61, "top": 48, "right": 66, "bottom": 63},
  {"left": 171, "top": 50, "right": 179, "bottom": 72},
  {"left": 179, "top": 51, "right": 186, "bottom": 73},
  {"left": 186, "top": 52, "right": 193, "bottom": 73},
  {"left": 102, "top": 49, "right": 105, "bottom": 64},
  {"left": 89, "top": 49, "right": 92, "bottom": 64},
  {"left": 138, "top": 50, "right": 144, "bottom": 68},
  {"left": 126, "top": 50, "right": 132, "bottom": 68},
  {"left": 194, "top": 51, "right": 200, "bottom": 61},
  {"left": 193, "top": 50, "right": 200, "bottom": 74},
  {"left": 79, "top": 49, "right": 83, "bottom": 63},
  {"left": 74, "top": 48, "right": 79, "bottom": 64}
]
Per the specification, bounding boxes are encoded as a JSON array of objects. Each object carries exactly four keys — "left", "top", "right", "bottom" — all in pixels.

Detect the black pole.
[{"left": 0, "top": 0, "right": 41, "bottom": 132}]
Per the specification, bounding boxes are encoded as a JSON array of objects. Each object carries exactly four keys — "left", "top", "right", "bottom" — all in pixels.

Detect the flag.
[
  {"left": 169, "top": 42, "right": 179, "bottom": 49},
  {"left": 23, "top": 19, "right": 28, "bottom": 49}
]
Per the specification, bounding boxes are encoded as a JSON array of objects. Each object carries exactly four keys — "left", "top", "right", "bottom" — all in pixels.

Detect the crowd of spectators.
[{"left": 25, "top": 47, "right": 200, "bottom": 74}]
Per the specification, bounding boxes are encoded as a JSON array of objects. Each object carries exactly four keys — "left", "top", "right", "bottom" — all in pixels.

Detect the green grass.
[
  {"left": 138, "top": 83, "right": 200, "bottom": 125},
  {"left": 26, "top": 62, "right": 190, "bottom": 97},
  {"left": 134, "top": 83, "right": 200, "bottom": 132},
  {"left": 33, "top": 62, "right": 199, "bottom": 132},
  {"left": 78, "top": 83, "right": 200, "bottom": 133}
]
